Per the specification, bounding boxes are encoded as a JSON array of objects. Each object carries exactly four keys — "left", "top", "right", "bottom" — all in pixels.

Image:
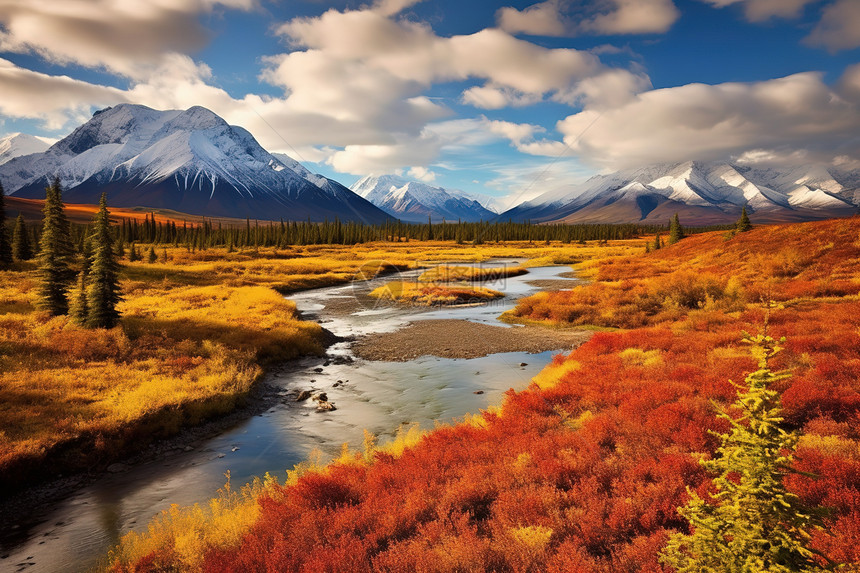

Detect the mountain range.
[
  {"left": 350, "top": 174, "right": 499, "bottom": 222},
  {"left": 499, "top": 161, "right": 860, "bottom": 225},
  {"left": 1, "top": 105, "right": 859, "bottom": 226},
  {"left": 0, "top": 104, "right": 389, "bottom": 223}
]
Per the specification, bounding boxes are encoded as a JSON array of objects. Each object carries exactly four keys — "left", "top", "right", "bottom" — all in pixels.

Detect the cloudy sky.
[{"left": 0, "top": 0, "right": 858, "bottom": 202}]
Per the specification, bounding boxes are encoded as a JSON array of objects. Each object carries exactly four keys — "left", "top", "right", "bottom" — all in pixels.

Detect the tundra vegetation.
[
  {"left": 369, "top": 281, "right": 505, "bottom": 306},
  {"left": 104, "top": 217, "right": 860, "bottom": 572},
  {"left": 0, "top": 193, "right": 642, "bottom": 491}
]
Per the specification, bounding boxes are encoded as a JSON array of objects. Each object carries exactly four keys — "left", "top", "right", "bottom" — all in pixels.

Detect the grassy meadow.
[
  {"left": 0, "top": 239, "right": 642, "bottom": 491},
  {"left": 102, "top": 219, "right": 860, "bottom": 572}
]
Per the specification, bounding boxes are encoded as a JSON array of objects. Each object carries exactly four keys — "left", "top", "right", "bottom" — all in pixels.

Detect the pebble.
[
  {"left": 295, "top": 390, "right": 312, "bottom": 402},
  {"left": 473, "top": 390, "right": 484, "bottom": 395}
]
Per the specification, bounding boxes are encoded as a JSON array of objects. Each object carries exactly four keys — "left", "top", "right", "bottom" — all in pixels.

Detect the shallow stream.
[{"left": 1, "top": 261, "right": 579, "bottom": 573}]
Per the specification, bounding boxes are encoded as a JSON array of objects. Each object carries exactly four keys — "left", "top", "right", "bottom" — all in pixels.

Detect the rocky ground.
[{"left": 352, "top": 319, "right": 590, "bottom": 361}]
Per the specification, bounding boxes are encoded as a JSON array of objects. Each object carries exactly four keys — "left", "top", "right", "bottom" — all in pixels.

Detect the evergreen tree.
[
  {"left": 669, "top": 213, "right": 685, "bottom": 244},
  {"left": 653, "top": 233, "right": 662, "bottom": 250},
  {"left": 128, "top": 242, "right": 141, "bottom": 262},
  {"left": 81, "top": 235, "right": 94, "bottom": 277},
  {"left": 36, "top": 178, "right": 76, "bottom": 315},
  {"left": 86, "top": 193, "right": 122, "bottom": 328},
  {"left": 147, "top": 245, "right": 157, "bottom": 263},
  {"left": 12, "top": 214, "right": 32, "bottom": 261},
  {"left": 70, "top": 270, "right": 89, "bottom": 325},
  {"left": 0, "top": 182, "right": 12, "bottom": 267},
  {"left": 661, "top": 333, "right": 828, "bottom": 573},
  {"left": 737, "top": 205, "right": 752, "bottom": 232}
]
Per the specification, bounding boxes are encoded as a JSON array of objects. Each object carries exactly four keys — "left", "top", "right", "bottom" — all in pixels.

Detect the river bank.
[
  {"left": 352, "top": 318, "right": 590, "bottom": 361},
  {"left": 1, "top": 255, "right": 595, "bottom": 572}
]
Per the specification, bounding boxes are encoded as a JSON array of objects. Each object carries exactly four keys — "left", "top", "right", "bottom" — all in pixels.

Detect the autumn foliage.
[{"left": 108, "top": 219, "right": 860, "bottom": 572}]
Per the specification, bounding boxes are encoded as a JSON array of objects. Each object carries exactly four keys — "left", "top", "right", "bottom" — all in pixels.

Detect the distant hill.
[
  {"left": 0, "top": 133, "right": 52, "bottom": 166},
  {"left": 499, "top": 160, "right": 859, "bottom": 225},
  {"left": 351, "top": 174, "right": 498, "bottom": 223},
  {"left": 0, "top": 104, "right": 390, "bottom": 224}
]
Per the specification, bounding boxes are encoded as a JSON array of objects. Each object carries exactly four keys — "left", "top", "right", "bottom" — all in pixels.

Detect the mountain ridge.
[
  {"left": 0, "top": 104, "right": 390, "bottom": 223},
  {"left": 351, "top": 174, "right": 498, "bottom": 223},
  {"left": 499, "top": 160, "right": 859, "bottom": 225},
  {"left": 0, "top": 133, "right": 52, "bottom": 166}
]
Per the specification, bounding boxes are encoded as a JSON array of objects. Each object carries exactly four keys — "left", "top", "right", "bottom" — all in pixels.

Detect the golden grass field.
[
  {"left": 0, "top": 239, "right": 643, "bottom": 490},
  {"left": 369, "top": 280, "right": 505, "bottom": 305}
]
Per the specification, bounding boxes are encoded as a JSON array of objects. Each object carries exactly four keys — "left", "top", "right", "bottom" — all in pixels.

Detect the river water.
[{"left": 0, "top": 261, "right": 578, "bottom": 573}]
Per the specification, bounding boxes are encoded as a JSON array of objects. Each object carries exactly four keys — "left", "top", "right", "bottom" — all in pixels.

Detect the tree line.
[
  {"left": 5, "top": 207, "right": 736, "bottom": 256},
  {"left": 0, "top": 179, "right": 121, "bottom": 328}
]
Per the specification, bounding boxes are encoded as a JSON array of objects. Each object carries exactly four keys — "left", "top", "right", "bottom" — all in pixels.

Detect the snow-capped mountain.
[
  {"left": 0, "top": 133, "right": 52, "bottom": 166},
  {"left": 499, "top": 160, "right": 859, "bottom": 225},
  {"left": 0, "top": 104, "right": 389, "bottom": 223},
  {"left": 351, "top": 174, "right": 497, "bottom": 223}
]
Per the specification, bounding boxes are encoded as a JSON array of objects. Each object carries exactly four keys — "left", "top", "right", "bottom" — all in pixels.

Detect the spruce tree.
[
  {"left": 86, "top": 193, "right": 122, "bottom": 328},
  {"left": 36, "top": 178, "right": 76, "bottom": 315},
  {"left": 70, "top": 271, "right": 89, "bottom": 325},
  {"left": 669, "top": 213, "right": 685, "bottom": 244},
  {"left": 737, "top": 205, "right": 752, "bottom": 232},
  {"left": 12, "top": 214, "right": 32, "bottom": 261},
  {"left": 128, "top": 242, "right": 140, "bottom": 262},
  {"left": 0, "top": 182, "right": 13, "bottom": 267},
  {"left": 661, "top": 333, "right": 828, "bottom": 573},
  {"left": 653, "top": 233, "right": 662, "bottom": 250},
  {"left": 147, "top": 245, "right": 157, "bottom": 263}
]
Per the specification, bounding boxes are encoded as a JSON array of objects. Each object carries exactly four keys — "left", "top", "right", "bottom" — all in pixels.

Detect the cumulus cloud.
[
  {"left": 325, "top": 132, "right": 444, "bottom": 175},
  {"left": 407, "top": 165, "right": 436, "bottom": 182},
  {"left": 806, "top": 0, "right": 860, "bottom": 52},
  {"left": 702, "top": 0, "right": 820, "bottom": 22},
  {"left": 496, "top": 1, "right": 566, "bottom": 36},
  {"left": 0, "top": 0, "right": 256, "bottom": 80},
  {"left": 0, "top": 58, "right": 127, "bottom": 129},
  {"left": 497, "top": 0, "right": 680, "bottom": 37},
  {"left": 486, "top": 119, "right": 569, "bottom": 156},
  {"left": 557, "top": 70, "right": 860, "bottom": 169}
]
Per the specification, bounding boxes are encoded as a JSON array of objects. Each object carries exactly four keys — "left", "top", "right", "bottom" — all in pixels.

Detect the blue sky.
[{"left": 1, "top": 0, "right": 858, "bottom": 205}]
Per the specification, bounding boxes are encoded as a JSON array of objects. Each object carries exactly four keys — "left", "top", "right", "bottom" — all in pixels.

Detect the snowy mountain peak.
[
  {"left": 0, "top": 133, "right": 52, "bottom": 166},
  {"left": 500, "top": 160, "right": 859, "bottom": 225},
  {"left": 0, "top": 104, "right": 388, "bottom": 223},
  {"left": 351, "top": 174, "right": 497, "bottom": 222}
]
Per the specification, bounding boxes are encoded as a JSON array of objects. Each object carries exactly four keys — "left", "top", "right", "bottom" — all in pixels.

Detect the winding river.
[{"left": 1, "top": 261, "right": 579, "bottom": 573}]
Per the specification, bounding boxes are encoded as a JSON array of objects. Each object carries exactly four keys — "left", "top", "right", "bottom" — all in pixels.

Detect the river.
[{"left": 0, "top": 261, "right": 579, "bottom": 573}]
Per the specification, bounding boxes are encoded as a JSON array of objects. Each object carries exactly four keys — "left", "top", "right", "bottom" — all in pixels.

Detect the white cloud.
[
  {"left": 806, "top": 0, "right": 860, "bottom": 52},
  {"left": 0, "top": 0, "right": 257, "bottom": 80},
  {"left": 485, "top": 119, "right": 569, "bottom": 157},
  {"left": 702, "top": 0, "right": 820, "bottom": 22},
  {"left": 275, "top": 9, "right": 648, "bottom": 109},
  {"left": 497, "top": 0, "right": 680, "bottom": 37},
  {"left": 371, "top": 0, "right": 424, "bottom": 17},
  {"left": 407, "top": 165, "right": 436, "bottom": 182},
  {"left": 557, "top": 70, "right": 860, "bottom": 169},
  {"left": 461, "top": 86, "right": 542, "bottom": 109},
  {"left": 496, "top": 1, "right": 566, "bottom": 36},
  {"left": 0, "top": 58, "right": 128, "bottom": 129}
]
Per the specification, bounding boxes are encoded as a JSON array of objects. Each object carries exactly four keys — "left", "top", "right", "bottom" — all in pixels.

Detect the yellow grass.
[
  {"left": 369, "top": 280, "right": 504, "bottom": 305},
  {"left": 418, "top": 264, "right": 528, "bottom": 283},
  {"left": 1, "top": 239, "right": 644, "bottom": 489},
  {"left": 105, "top": 472, "right": 277, "bottom": 572}
]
